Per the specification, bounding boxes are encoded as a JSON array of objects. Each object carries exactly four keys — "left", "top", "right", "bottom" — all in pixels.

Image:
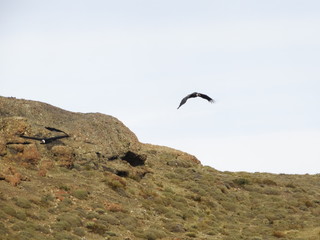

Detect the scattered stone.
[
  {"left": 51, "top": 145, "right": 74, "bottom": 169},
  {"left": 2, "top": 167, "right": 29, "bottom": 186}
]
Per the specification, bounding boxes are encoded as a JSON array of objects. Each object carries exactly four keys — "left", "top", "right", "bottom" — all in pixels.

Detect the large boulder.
[{"left": 0, "top": 96, "right": 141, "bottom": 170}]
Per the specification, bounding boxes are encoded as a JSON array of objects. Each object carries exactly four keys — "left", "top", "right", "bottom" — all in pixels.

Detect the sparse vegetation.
[
  {"left": 71, "top": 189, "right": 89, "bottom": 200},
  {"left": 14, "top": 197, "right": 32, "bottom": 209},
  {"left": 1, "top": 159, "right": 319, "bottom": 240},
  {"left": 86, "top": 221, "right": 109, "bottom": 235},
  {"left": 1, "top": 96, "right": 320, "bottom": 239}
]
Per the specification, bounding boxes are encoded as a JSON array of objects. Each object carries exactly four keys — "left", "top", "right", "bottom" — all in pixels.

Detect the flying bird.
[
  {"left": 19, "top": 135, "right": 69, "bottom": 144},
  {"left": 19, "top": 126, "right": 69, "bottom": 144},
  {"left": 177, "top": 92, "right": 214, "bottom": 109}
]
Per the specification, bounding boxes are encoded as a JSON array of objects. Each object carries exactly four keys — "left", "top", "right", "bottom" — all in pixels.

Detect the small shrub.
[
  {"left": 52, "top": 213, "right": 82, "bottom": 232},
  {"left": 207, "top": 230, "right": 218, "bottom": 235},
  {"left": 15, "top": 197, "right": 32, "bottom": 209},
  {"left": 164, "top": 173, "right": 176, "bottom": 179},
  {"left": 164, "top": 208, "right": 178, "bottom": 219},
  {"left": 59, "top": 184, "right": 71, "bottom": 191},
  {"left": 14, "top": 230, "right": 43, "bottom": 240},
  {"left": 57, "top": 213, "right": 82, "bottom": 228},
  {"left": 305, "top": 200, "right": 314, "bottom": 208},
  {"left": 40, "top": 194, "right": 55, "bottom": 206},
  {"left": 0, "top": 210, "right": 7, "bottom": 220},
  {"left": 262, "top": 179, "right": 277, "bottom": 186},
  {"left": 85, "top": 211, "right": 99, "bottom": 220},
  {"left": 104, "top": 200, "right": 124, "bottom": 212},
  {"left": 0, "top": 192, "right": 6, "bottom": 200},
  {"left": 1, "top": 204, "right": 17, "bottom": 217},
  {"left": 0, "top": 222, "right": 8, "bottom": 235},
  {"left": 165, "top": 223, "right": 185, "bottom": 233},
  {"left": 99, "top": 214, "right": 120, "bottom": 225},
  {"left": 118, "top": 214, "right": 138, "bottom": 231},
  {"left": 94, "top": 208, "right": 105, "bottom": 214},
  {"left": 86, "top": 221, "right": 108, "bottom": 235},
  {"left": 1, "top": 204, "right": 26, "bottom": 220},
  {"left": 108, "top": 179, "right": 125, "bottom": 189},
  {"left": 58, "top": 198, "right": 73, "bottom": 208},
  {"left": 53, "top": 231, "right": 79, "bottom": 240},
  {"left": 154, "top": 205, "right": 169, "bottom": 215},
  {"left": 52, "top": 221, "right": 71, "bottom": 232},
  {"left": 273, "top": 231, "right": 286, "bottom": 238},
  {"left": 11, "top": 221, "right": 28, "bottom": 231},
  {"left": 171, "top": 201, "right": 185, "bottom": 211},
  {"left": 190, "top": 195, "right": 202, "bottom": 202},
  {"left": 72, "top": 189, "right": 89, "bottom": 200},
  {"left": 35, "top": 224, "right": 50, "bottom": 234},
  {"left": 185, "top": 232, "right": 197, "bottom": 238},
  {"left": 103, "top": 173, "right": 126, "bottom": 190},
  {"left": 105, "top": 231, "right": 117, "bottom": 236},
  {"left": 221, "top": 201, "right": 237, "bottom": 212},
  {"left": 15, "top": 210, "right": 27, "bottom": 221},
  {"left": 139, "top": 188, "right": 158, "bottom": 200},
  {"left": 90, "top": 202, "right": 105, "bottom": 210},
  {"left": 142, "top": 228, "right": 167, "bottom": 240},
  {"left": 73, "top": 227, "right": 86, "bottom": 237},
  {"left": 262, "top": 188, "right": 280, "bottom": 195},
  {"left": 285, "top": 183, "right": 296, "bottom": 188},
  {"left": 233, "top": 178, "right": 250, "bottom": 186},
  {"left": 181, "top": 209, "right": 197, "bottom": 220}
]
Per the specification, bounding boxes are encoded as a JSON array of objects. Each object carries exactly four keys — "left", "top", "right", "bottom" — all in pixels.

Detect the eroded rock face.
[
  {"left": 0, "top": 136, "right": 6, "bottom": 156},
  {"left": 0, "top": 96, "right": 200, "bottom": 185},
  {"left": 0, "top": 96, "right": 141, "bottom": 159},
  {"left": 0, "top": 167, "right": 29, "bottom": 186},
  {"left": 0, "top": 97, "right": 144, "bottom": 180},
  {"left": 51, "top": 145, "right": 74, "bottom": 169}
]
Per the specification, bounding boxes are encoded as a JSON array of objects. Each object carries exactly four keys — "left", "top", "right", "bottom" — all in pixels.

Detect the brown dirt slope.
[{"left": 0, "top": 96, "right": 320, "bottom": 240}]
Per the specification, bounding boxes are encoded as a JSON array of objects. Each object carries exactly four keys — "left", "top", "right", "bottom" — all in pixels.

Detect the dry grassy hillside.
[{"left": 0, "top": 96, "right": 320, "bottom": 240}]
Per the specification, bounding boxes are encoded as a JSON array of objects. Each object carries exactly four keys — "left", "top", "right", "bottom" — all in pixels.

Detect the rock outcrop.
[{"left": 0, "top": 96, "right": 199, "bottom": 180}]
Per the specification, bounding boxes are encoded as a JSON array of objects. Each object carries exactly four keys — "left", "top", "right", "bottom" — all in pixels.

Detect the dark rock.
[{"left": 121, "top": 151, "right": 147, "bottom": 167}]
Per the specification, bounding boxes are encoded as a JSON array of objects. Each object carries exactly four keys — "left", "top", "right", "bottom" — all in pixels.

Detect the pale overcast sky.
[{"left": 1, "top": 0, "right": 320, "bottom": 174}]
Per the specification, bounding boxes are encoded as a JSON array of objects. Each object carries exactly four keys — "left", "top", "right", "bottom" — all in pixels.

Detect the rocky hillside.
[{"left": 0, "top": 96, "right": 320, "bottom": 240}]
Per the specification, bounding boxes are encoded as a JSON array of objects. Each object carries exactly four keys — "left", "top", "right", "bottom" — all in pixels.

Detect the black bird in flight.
[
  {"left": 177, "top": 92, "right": 214, "bottom": 109},
  {"left": 19, "top": 127, "right": 69, "bottom": 144},
  {"left": 19, "top": 135, "right": 69, "bottom": 144}
]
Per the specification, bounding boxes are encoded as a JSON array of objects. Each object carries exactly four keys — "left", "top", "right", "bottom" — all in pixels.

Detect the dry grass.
[
  {"left": 1, "top": 150, "right": 320, "bottom": 240},
  {"left": 1, "top": 97, "right": 320, "bottom": 240}
]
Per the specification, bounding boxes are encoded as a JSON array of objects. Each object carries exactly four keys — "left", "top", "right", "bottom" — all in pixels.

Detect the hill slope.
[{"left": 0, "top": 96, "right": 320, "bottom": 240}]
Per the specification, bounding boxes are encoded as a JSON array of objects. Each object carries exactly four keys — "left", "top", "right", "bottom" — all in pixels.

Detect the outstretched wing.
[
  {"left": 43, "top": 135, "right": 69, "bottom": 144},
  {"left": 177, "top": 92, "right": 199, "bottom": 109},
  {"left": 45, "top": 127, "right": 67, "bottom": 134},
  {"left": 198, "top": 93, "right": 214, "bottom": 103},
  {"left": 177, "top": 95, "right": 191, "bottom": 109},
  {"left": 19, "top": 135, "right": 43, "bottom": 141}
]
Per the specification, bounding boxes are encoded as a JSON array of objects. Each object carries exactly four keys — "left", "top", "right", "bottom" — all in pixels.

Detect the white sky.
[{"left": 1, "top": 0, "right": 320, "bottom": 174}]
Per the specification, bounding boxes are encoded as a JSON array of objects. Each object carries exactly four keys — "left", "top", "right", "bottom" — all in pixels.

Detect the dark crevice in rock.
[
  {"left": 101, "top": 166, "right": 129, "bottom": 178},
  {"left": 115, "top": 170, "right": 129, "bottom": 177},
  {"left": 108, "top": 155, "right": 118, "bottom": 161},
  {"left": 121, "top": 151, "right": 146, "bottom": 167}
]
